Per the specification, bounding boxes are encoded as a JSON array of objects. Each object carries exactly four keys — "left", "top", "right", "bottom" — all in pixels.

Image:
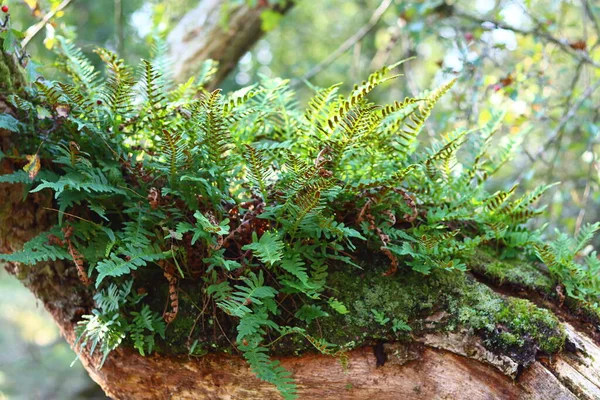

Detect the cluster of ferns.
[{"left": 1, "top": 33, "right": 598, "bottom": 399}]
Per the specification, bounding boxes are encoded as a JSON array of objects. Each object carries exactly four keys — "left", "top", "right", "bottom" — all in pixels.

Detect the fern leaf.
[
  {"left": 95, "top": 245, "right": 170, "bottom": 287},
  {"left": 243, "top": 231, "right": 284, "bottom": 266},
  {"left": 241, "top": 345, "right": 297, "bottom": 400},
  {"left": 244, "top": 144, "right": 274, "bottom": 201}
]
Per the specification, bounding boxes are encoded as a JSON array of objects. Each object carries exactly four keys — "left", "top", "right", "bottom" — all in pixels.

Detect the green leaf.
[
  {"left": 260, "top": 10, "right": 283, "bottom": 32},
  {"left": 328, "top": 298, "right": 349, "bottom": 315},
  {"left": 0, "top": 114, "right": 24, "bottom": 132},
  {"left": 243, "top": 231, "right": 284, "bottom": 266},
  {"left": 294, "top": 304, "right": 328, "bottom": 324},
  {"left": 95, "top": 246, "right": 170, "bottom": 287}
]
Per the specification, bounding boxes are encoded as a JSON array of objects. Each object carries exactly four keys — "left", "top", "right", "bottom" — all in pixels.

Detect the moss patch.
[
  {"left": 151, "top": 256, "right": 566, "bottom": 365},
  {"left": 309, "top": 261, "right": 565, "bottom": 364},
  {"left": 468, "top": 248, "right": 554, "bottom": 293},
  {"left": 469, "top": 248, "right": 600, "bottom": 339}
]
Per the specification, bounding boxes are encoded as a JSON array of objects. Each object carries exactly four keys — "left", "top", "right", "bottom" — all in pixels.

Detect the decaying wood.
[
  {"left": 31, "top": 304, "right": 600, "bottom": 399},
  {"left": 167, "top": 0, "right": 294, "bottom": 86}
]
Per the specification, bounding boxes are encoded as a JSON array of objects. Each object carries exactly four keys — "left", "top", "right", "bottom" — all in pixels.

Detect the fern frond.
[
  {"left": 304, "top": 83, "right": 342, "bottom": 126},
  {"left": 56, "top": 36, "right": 100, "bottom": 95},
  {"left": 243, "top": 232, "right": 284, "bottom": 266},
  {"left": 0, "top": 230, "right": 70, "bottom": 264},
  {"left": 244, "top": 144, "right": 274, "bottom": 201},
  {"left": 241, "top": 344, "right": 297, "bottom": 400},
  {"left": 574, "top": 223, "right": 600, "bottom": 253},
  {"left": 96, "top": 48, "right": 135, "bottom": 117},
  {"left": 217, "top": 271, "right": 277, "bottom": 318},
  {"left": 159, "top": 129, "right": 185, "bottom": 183},
  {"left": 399, "top": 78, "right": 457, "bottom": 154},
  {"left": 95, "top": 245, "right": 170, "bottom": 287}
]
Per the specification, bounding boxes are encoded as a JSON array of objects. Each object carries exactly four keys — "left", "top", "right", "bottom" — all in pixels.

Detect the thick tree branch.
[{"left": 167, "top": 0, "right": 293, "bottom": 87}]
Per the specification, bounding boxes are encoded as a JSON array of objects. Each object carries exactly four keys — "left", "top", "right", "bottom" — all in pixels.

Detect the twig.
[
  {"left": 21, "top": 0, "right": 75, "bottom": 49},
  {"left": 369, "top": 21, "right": 401, "bottom": 71},
  {"left": 454, "top": 9, "right": 600, "bottom": 69},
  {"left": 516, "top": 79, "right": 600, "bottom": 183},
  {"left": 547, "top": 61, "right": 585, "bottom": 180},
  {"left": 574, "top": 159, "right": 594, "bottom": 236},
  {"left": 582, "top": 0, "right": 600, "bottom": 48},
  {"left": 299, "top": 0, "right": 393, "bottom": 83}
]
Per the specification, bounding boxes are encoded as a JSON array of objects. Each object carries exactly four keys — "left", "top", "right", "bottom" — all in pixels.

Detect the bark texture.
[{"left": 167, "top": 0, "right": 293, "bottom": 86}]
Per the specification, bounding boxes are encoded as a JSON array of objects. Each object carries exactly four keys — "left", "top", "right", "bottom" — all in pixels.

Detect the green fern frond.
[
  {"left": 0, "top": 230, "right": 70, "bottom": 265},
  {"left": 574, "top": 223, "right": 600, "bottom": 253},
  {"left": 217, "top": 271, "right": 278, "bottom": 318},
  {"left": 159, "top": 129, "right": 185, "bottom": 184},
  {"left": 241, "top": 344, "right": 297, "bottom": 400},
  {"left": 95, "top": 245, "right": 170, "bottom": 287},
  {"left": 243, "top": 231, "right": 284, "bottom": 266},
  {"left": 56, "top": 36, "right": 100, "bottom": 95},
  {"left": 95, "top": 48, "right": 135, "bottom": 117},
  {"left": 304, "top": 83, "right": 342, "bottom": 125},
  {"left": 244, "top": 144, "right": 274, "bottom": 201}
]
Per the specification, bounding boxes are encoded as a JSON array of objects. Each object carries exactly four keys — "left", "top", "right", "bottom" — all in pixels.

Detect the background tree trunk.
[{"left": 167, "top": 0, "right": 294, "bottom": 87}]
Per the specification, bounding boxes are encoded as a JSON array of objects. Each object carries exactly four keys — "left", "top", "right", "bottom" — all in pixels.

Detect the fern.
[
  {"left": 95, "top": 245, "right": 170, "bottom": 287},
  {"left": 244, "top": 144, "right": 274, "bottom": 201},
  {"left": 243, "top": 231, "right": 284, "bottom": 266},
  {"left": 0, "top": 230, "right": 70, "bottom": 264},
  {"left": 3, "top": 34, "right": 593, "bottom": 397},
  {"left": 241, "top": 344, "right": 297, "bottom": 400},
  {"left": 217, "top": 271, "right": 277, "bottom": 318}
]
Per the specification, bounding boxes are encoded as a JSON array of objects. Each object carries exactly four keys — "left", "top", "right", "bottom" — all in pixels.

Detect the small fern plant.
[{"left": 1, "top": 24, "right": 597, "bottom": 399}]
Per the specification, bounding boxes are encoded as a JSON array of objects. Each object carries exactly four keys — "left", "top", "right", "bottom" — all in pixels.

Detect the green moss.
[
  {"left": 469, "top": 248, "right": 554, "bottom": 293},
  {"left": 469, "top": 248, "right": 600, "bottom": 340},
  {"left": 311, "top": 261, "right": 565, "bottom": 364},
  {"left": 0, "top": 47, "right": 26, "bottom": 94},
  {"left": 143, "top": 256, "right": 566, "bottom": 364}
]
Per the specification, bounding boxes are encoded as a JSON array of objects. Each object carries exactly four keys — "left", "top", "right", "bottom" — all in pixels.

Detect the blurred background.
[{"left": 1, "top": 0, "right": 599, "bottom": 398}]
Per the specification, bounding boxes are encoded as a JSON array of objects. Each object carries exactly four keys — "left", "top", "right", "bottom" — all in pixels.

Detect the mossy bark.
[{"left": 2, "top": 41, "right": 600, "bottom": 400}]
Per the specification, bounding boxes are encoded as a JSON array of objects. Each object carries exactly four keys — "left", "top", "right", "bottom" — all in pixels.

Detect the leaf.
[
  {"left": 328, "top": 298, "right": 349, "bottom": 315},
  {"left": 260, "top": 10, "right": 283, "bottom": 32},
  {"left": 23, "top": 154, "right": 41, "bottom": 179},
  {"left": 243, "top": 231, "right": 284, "bottom": 266},
  {"left": 0, "top": 114, "right": 24, "bottom": 132},
  {"left": 294, "top": 304, "right": 328, "bottom": 324},
  {"left": 95, "top": 246, "right": 170, "bottom": 287},
  {"left": 280, "top": 252, "right": 309, "bottom": 284}
]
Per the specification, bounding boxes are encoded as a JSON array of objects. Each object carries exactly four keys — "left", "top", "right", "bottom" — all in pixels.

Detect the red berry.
[
  {"left": 96, "top": 100, "right": 103, "bottom": 105},
  {"left": 1, "top": 5, "right": 8, "bottom": 13},
  {"left": 465, "top": 32, "right": 474, "bottom": 42}
]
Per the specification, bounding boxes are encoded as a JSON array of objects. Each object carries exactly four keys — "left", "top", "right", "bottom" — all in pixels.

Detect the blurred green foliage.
[{"left": 0, "top": 268, "right": 107, "bottom": 399}]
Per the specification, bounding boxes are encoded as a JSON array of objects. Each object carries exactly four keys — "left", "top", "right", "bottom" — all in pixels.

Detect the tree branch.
[
  {"left": 516, "top": 79, "right": 600, "bottom": 183},
  {"left": 454, "top": 9, "right": 600, "bottom": 70},
  {"left": 167, "top": 0, "right": 294, "bottom": 87},
  {"left": 299, "top": 0, "right": 394, "bottom": 83},
  {"left": 21, "top": 0, "right": 75, "bottom": 49}
]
